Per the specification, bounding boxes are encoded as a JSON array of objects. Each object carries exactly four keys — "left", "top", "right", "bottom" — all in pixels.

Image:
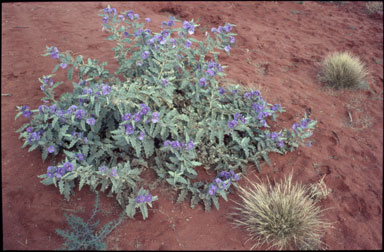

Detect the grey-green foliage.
[
  {"left": 15, "top": 5, "right": 317, "bottom": 218},
  {"left": 56, "top": 192, "right": 126, "bottom": 250}
]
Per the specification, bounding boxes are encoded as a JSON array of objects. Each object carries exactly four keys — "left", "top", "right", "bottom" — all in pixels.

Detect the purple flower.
[
  {"left": 168, "top": 19, "right": 175, "bottom": 27},
  {"left": 125, "top": 124, "right": 135, "bottom": 135},
  {"left": 240, "top": 116, "right": 246, "bottom": 124},
  {"left": 122, "top": 113, "right": 132, "bottom": 121},
  {"left": 224, "top": 45, "right": 231, "bottom": 52},
  {"left": 169, "top": 38, "right": 177, "bottom": 48},
  {"left": 50, "top": 47, "right": 59, "bottom": 59},
  {"left": 185, "top": 40, "right": 192, "bottom": 48},
  {"left": 102, "top": 16, "right": 108, "bottom": 24},
  {"left": 271, "top": 132, "right": 278, "bottom": 141},
  {"left": 139, "top": 104, "right": 150, "bottom": 115},
  {"left": 22, "top": 110, "right": 32, "bottom": 118},
  {"left": 278, "top": 140, "right": 284, "bottom": 148},
  {"left": 118, "top": 15, "right": 125, "bottom": 21},
  {"left": 234, "top": 113, "right": 241, "bottom": 120},
  {"left": 138, "top": 131, "right": 146, "bottom": 141},
  {"left": 232, "top": 173, "right": 240, "bottom": 181},
  {"left": 40, "top": 84, "right": 45, "bottom": 91},
  {"left": 47, "top": 145, "right": 55, "bottom": 153},
  {"left": 64, "top": 162, "right": 74, "bottom": 172},
  {"left": 57, "top": 167, "right": 66, "bottom": 176},
  {"left": 133, "top": 113, "right": 141, "bottom": 122},
  {"left": 26, "top": 127, "right": 33, "bottom": 133},
  {"left": 60, "top": 63, "right": 67, "bottom": 69},
  {"left": 126, "top": 10, "right": 134, "bottom": 20},
  {"left": 230, "top": 36, "right": 235, "bottom": 44},
  {"left": 208, "top": 185, "right": 218, "bottom": 195},
  {"left": 307, "top": 141, "right": 312, "bottom": 147},
  {"left": 161, "top": 30, "right": 170, "bottom": 38},
  {"left": 99, "top": 166, "right": 106, "bottom": 173},
  {"left": 135, "top": 29, "right": 143, "bottom": 36},
  {"left": 163, "top": 78, "right": 168, "bottom": 86},
  {"left": 83, "top": 137, "right": 88, "bottom": 144},
  {"left": 199, "top": 78, "right": 207, "bottom": 87},
  {"left": 111, "top": 168, "right": 117, "bottom": 177},
  {"left": 223, "top": 24, "right": 232, "bottom": 32},
  {"left": 124, "top": 31, "right": 129, "bottom": 37},
  {"left": 38, "top": 105, "right": 48, "bottom": 114},
  {"left": 145, "top": 17, "right": 151, "bottom": 23},
  {"left": 164, "top": 140, "right": 171, "bottom": 147},
  {"left": 218, "top": 26, "right": 223, "bottom": 33},
  {"left": 145, "top": 194, "right": 153, "bottom": 202},
  {"left": 218, "top": 87, "right": 226, "bottom": 94},
  {"left": 136, "top": 195, "right": 145, "bottom": 203},
  {"left": 211, "top": 27, "right": 218, "bottom": 33},
  {"left": 74, "top": 153, "right": 84, "bottom": 161},
  {"left": 142, "top": 50, "right": 150, "bottom": 59},
  {"left": 220, "top": 171, "right": 231, "bottom": 179},
  {"left": 102, "top": 85, "right": 111, "bottom": 95},
  {"left": 183, "top": 20, "right": 191, "bottom": 29},
  {"left": 215, "top": 178, "right": 222, "bottom": 184},
  {"left": 75, "top": 109, "right": 86, "bottom": 119},
  {"left": 151, "top": 112, "right": 159, "bottom": 123},
  {"left": 292, "top": 122, "right": 298, "bottom": 131},
  {"left": 206, "top": 69, "right": 215, "bottom": 77},
  {"left": 300, "top": 119, "right": 307, "bottom": 129},
  {"left": 83, "top": 88, "right": 93, "bottom": 95},
  {"left": 186, "top": 141, "right": 194, "bottom": 150},
  {"left": 134, "top": 13, "right": 139, "bottom": 19},
  {"left": 228, "top": 120, "right": 237, "bottom": 129},
  {"left": 86, "top": 117, "right": 96, "bottom": 126},
  {"left": 67, "top": 105, "right": 77, "bottom": 114},
  {"left": 171, "top": 141, "right": 180, "bottom": 149}
]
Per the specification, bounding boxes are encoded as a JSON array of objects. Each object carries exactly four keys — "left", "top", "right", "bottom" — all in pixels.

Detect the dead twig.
[
  {"left": 331, "top": 131, "right": 340, "bottom": 144},
  {"left": 2, "top": 93, "right": 12, "bottom": 96}
]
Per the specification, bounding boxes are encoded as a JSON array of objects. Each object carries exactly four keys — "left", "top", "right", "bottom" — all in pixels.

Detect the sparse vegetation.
[
  {"left": 230, "top": 174, "right": 331, "bottom": 250},
  {"left": 319, "top": 52, "right": 368, "bottom": 90}
]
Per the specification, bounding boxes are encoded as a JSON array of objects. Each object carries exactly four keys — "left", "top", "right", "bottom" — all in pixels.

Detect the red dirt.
[{"left": 2, "top": 1, "right": 382, "bottom": 250}]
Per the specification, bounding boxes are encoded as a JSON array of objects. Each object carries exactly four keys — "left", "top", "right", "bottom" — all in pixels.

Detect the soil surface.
[{"left": 2, "top": 1, "right": 383, "bottom": 250}]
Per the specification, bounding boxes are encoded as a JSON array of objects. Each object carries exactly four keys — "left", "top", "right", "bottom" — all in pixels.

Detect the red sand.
[{"left": 2, "top": 1, "right": 382, "bottom": 250}]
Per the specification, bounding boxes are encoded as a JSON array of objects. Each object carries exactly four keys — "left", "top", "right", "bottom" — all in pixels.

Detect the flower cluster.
[
  {"left": 208, "top": 170, "right": 240, "bottom": 195},
  {"left": 228, "top": 112, "right": 246, "bottom": 129},
  {"left": 182, "top": 20, "right": 195, "bottom": 35},
  {"left": 121, "top": 104, "right": 159, "bottom": 139},
  {"left": 205, "top": 60, "right": 223, "bottom": 79},
  {"left": 266, "top": 131, "right": 285, "bottom": 148},
  {"left": 26, "top": 127, "right": 44, "bottom": 144},
  {"left": 210, "top": 23, "right": 235, "bottom": 52},
  {"left": 19, "top": 105, "right": 33, "bottom": 118},
  {"left": 164, "top": 140, "right": 195, "bottom": 150},
  {"left": 161, "top": 16, "right": 175, "bottom": 28},
  {"left": 136, "top": 193, "right": 153, "bottom": 203},
  {"left": 99, "top": 165, "right": 117, "bottom": 177},
  {"left": 49, "top": 46, "right": 59, "bottom": 59},
  {"left": 46, "top": 162, "right": 74, "bottom": 179}
]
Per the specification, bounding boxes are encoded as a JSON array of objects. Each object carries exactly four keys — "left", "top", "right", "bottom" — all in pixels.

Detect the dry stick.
[
  {"left": 332, "top": 131, "right": 341, "bottom": 144},
  {"left": 2, "top": 94, "right": 12, "bottom": 96},
  {"left": 347, "top": 111, "right": 353, "bottom": 123}
]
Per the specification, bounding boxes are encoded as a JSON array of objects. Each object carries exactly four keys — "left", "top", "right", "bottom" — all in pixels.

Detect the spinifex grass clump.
[
  {"left": 231, "top": 175, "right": 331, "bottom": 250},
  {"left": 319, "top": 51, "right": 368, "bottom": 90},
  {"left": 15, "top": 5, "right": 316, "bottom": 219}
]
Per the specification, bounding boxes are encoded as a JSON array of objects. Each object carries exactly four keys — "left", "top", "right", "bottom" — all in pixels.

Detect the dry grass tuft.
[
  {"left": 366, "top": 2, "right": 383, "bottom": 15},
  {"left": 230, "top": 174, "right": 332, "bottom": 250},
  {"left": 319, "top": 52, "right": 368, "bottom": 90}
]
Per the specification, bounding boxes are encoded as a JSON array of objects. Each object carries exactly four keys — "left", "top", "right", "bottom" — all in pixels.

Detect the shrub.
[
  {"left": 230, "top": 174, "right": 331, "bottom": 250},
  {"left": 15, "top": 5, "right": 316, "bottom": 219},
  {"left": 319, "top": 51, "right": 368, "bottom": 90},
  {"left": 56, "top": 192, "right": 126, "bottom": 250}
]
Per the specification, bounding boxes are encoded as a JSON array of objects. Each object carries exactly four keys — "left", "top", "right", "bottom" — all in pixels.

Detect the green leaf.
[
  {"left": 95, "top": 103, "right": 100, "bottom": 117},
  {"left": 52, "top": 64, "right": 60, "bottom": 73}
]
